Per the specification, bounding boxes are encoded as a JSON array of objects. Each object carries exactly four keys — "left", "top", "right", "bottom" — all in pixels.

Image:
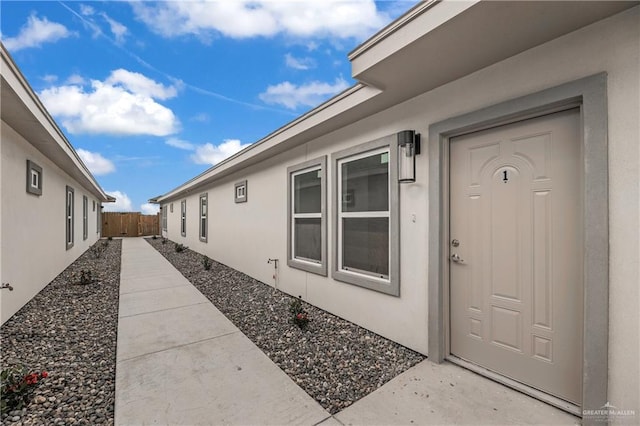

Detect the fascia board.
[{"left": 349, "top": 0, "right": 479, "bottom": 81}]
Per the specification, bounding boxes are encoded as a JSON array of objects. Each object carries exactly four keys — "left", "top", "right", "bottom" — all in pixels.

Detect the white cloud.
[
  {"left": 80, "top": 4, "right": 95, "bottom": 16},
  {"left": 285, "top": 53, "right": 316, "bottom": 70},
  {"left": 259, "top": 77, "right": 350, "bottom": 110},
  {"left": 106, "top": 69, "right": 177, "bottom": 100},
  {"left": 3, "top": 14, "right": 73, "bottom": 51},
  {"left": 130, "top": 1, "right": 389, "bottom": 41},
  {"left": 191, "top": 139, "right": 250, "bottom": 166},
  {"left": 140, "top": 203, "right": 160, "bottom": 215},
  {"left": 103, "top": 191, "right": 132, "bottom": 212},
  {"left": 77, "top": 149, "right": 116, "bottom": 175},
  {"left": 66, "top": 74, "right": 86, "bottom": 85},
  {"left": 38, "top": 69, "right": 180, "bottom": 136},
  {"left": 190, "top": 113, "right": 210, "bottom": 123},
  {"left": 42, "top": 74, "right": 58, "bottom": 83},
  {"left": 101, "top": 13, "right": 128, "bottom": 44},
  {"left": 166, "top": 137, "right": 195, "bottom": 151}
]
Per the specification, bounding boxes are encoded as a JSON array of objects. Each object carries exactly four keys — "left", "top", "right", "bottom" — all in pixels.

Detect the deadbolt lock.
[{"left": 451, "top": 239, "right": 460, "bottom": 247}]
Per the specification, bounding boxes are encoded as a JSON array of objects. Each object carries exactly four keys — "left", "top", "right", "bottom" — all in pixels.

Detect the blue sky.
[{"left": 2, "top": 1, "right": 415, "bottom": 213}]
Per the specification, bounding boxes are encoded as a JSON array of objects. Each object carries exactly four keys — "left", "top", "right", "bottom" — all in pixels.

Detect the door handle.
[{"left": 451, "top": 253, "right": 464, "bottom": 263}]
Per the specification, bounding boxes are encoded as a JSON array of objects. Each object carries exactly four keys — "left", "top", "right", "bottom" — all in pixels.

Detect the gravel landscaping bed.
[
  {"left": 146, "top": 237, "right": 425, "bottom": 414},
  {"left": 1, "top": 239, "right": 121, "bottom": 426}
]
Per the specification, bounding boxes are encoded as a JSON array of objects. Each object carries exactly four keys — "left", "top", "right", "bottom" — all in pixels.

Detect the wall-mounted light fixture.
[{"left": 397, "top": 130, "right": 421, "bottom": 183}]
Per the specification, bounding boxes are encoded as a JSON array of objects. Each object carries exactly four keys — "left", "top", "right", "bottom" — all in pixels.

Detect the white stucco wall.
[
  {"left": 1, "top": 122, "right": 102, "bottom": 324},
  {"left": 164, "top": 6, "right": 638, "bottom": 414}
]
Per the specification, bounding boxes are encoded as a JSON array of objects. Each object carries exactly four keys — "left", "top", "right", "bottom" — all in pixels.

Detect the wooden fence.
[{"left": 101, "top": 212, "right": 160, "bottom": 238}]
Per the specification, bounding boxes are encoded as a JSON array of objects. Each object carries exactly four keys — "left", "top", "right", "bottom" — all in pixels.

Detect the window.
[
  {"left": 97, "top": 202, "right": 101, "bottom": 235},
  {"left": 83, "top": 195, "right": 88, "bottom": 240},
  {"left": 170, "top": 203, "right": 174, "bottom": 213},
  {"left": 235, "top": 180, "right": 247, "bottom": 203},
  {"left": 26, "top": 160, "right": 43, "bottom": 196},
  {"left": 199, "top": 193, "right": 208, "bottom": 242},
  {"left": 332, "top": 135, "right": 399, "bottom": 296},
  {"left": 180, "top": 200, "right": 187, "bottom": 236},
  {"left": 66, "top": 186, "right": 74, "bottom": 249},
  {"left": 287, "top": 157, "right": 327, "bottom": 275},
  {"left": 162, "top": 205, "right": 167, "bottom": 231}
]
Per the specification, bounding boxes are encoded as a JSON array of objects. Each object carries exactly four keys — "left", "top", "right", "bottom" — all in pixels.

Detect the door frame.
[{"left": 427, "top": 73, "right": 608, "bottom": 418}]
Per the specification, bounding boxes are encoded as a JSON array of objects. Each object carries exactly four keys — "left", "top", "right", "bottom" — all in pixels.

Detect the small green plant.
[
  {"left": 101, "top": 239, "right": 109, "bottom": 248},
  {"left": 161, "top": 237, "right": 168, "bottom": 245},
  {"left": 90, "top": 243, "right": 105, "bottom": 259},
  {"left": 107, "top": 236, "right": 113, "bottom": 241},
  {"left": 73, "top": 269, "right": 95, "bottom": 285},
  {"left": 203, "top": 255, "right": 212, "bottom": 271},
  {"left": 1, "top": 365, "right": 48, "bottom": 414},
  {"left": 152, "top": 235, "right": 158, "bottom": 240},
  {"left": 174, "top": 243, "right": 187, "bottom": 253},
  {"left": 289, "top": 297, "right": 310, "bottom": 330}
]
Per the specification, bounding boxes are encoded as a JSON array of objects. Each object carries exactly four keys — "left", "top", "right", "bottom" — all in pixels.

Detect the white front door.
[{"left": 449, "top": 108, "right": 583, "bottom": 405}]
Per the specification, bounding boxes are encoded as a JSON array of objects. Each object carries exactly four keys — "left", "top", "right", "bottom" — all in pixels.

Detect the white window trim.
[
  {"left": 331, "top": 135, "right": 400, "bottom": 296},
  {"left": 199, "top": 193, "right": 207, "bottom": 242},
  {"left": 66, "top": 186, "right": 74, "bottom": 249},
  {"left": 180, "top": 200, "right": 187, "bottom": 237},
  {"left": 287, "top": 156, "right": 327, "bottom": 276},
  {"left": 235, "top": 180, "right": 248, "bottom": 203},
  {"left": 31, "top": 170, "right": 39, "bottom": 188},
  {"left": 26, "top": 160, "right": 43, "bottom": 196}
]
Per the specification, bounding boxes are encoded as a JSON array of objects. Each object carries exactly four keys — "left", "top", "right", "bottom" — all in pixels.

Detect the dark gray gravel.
[
  {"left": 1, "top": 239, "right": 121, "bottom": 426},
  {"left": 147, "top": 237, "right": 425, "bottom": 414}
]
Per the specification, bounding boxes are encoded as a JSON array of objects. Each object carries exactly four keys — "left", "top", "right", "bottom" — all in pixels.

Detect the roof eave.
[
  {"left": 154, "top": 83, "right": 382, "bottom": 203},
  {"left": 1, "top": 43, "right": 112, "bottom": 203}
]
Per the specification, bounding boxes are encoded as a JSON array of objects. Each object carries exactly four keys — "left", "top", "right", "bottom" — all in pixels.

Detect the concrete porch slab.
[{"left": 334, "top": 360, "right": 580, "bottom": 425}]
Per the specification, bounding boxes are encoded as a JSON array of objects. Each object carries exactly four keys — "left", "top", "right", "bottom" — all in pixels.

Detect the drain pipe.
[{"left": 267, "top": 258, "right": 279, "bottom": 289}]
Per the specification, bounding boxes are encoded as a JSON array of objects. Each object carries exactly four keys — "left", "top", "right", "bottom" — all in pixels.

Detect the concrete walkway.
[
  {"left": 114, "top": 238, "right": 330, "bottom": 425},
  {"left": 114, "top": 238, "right": 579, "bottom": 425}
]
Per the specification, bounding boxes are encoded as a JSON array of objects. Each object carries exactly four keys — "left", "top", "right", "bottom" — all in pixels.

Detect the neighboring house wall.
[
  {"left": 1, "top": 122, "right": 102, "bottom": 323},
  {"left": 1, "top": 44, "right": 111, "bottom": 325},
  {"left": 161, "top": 7, "right": 638, "bottom": 415}
]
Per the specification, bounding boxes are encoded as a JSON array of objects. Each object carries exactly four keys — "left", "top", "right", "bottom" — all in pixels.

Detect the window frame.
[
  {"left": 287, "top": 156, "right": 327, "bottom": 276},
  {"left": 180, "top": 199, "right": 187, "bottom": 237},
  {"left": 331, "top": 135, "right": 400, "bottom": 296},
  {"left": 199, "top": 193, "right": 208, "bottom": 242},
  {"left": 26, "top": 160, "right": 43, "bottom": 196},
  {"left": 162, "top": 204, "right": 168, "bottom": 231},
  {"left": 82, "top": 195, "right": 88, "bottom": 241},
  {"left": 66, "top": 186, "right": 75, "bottom": 250},
  {"left": 97, "top": 202, "right": 101, "bottom": 235},
  {"left": 234, "top": 180, "right": 247, "bottom": 203}
]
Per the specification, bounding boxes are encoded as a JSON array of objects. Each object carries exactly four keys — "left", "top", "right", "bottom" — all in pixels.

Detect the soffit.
[{"left": 350, "top": 1, "right": 638, "bottom": 105}]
